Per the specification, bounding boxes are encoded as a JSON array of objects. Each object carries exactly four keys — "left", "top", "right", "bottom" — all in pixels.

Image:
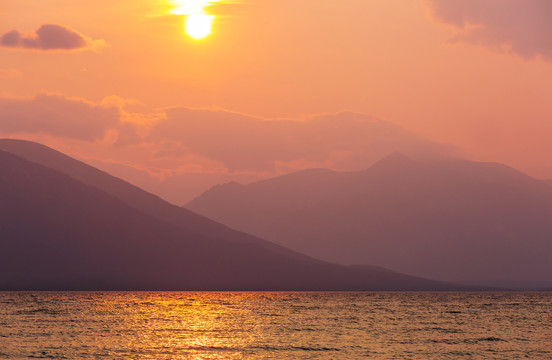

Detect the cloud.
[
  {"left": 0, "top": 95, "right": 463, "bottom": 203},
  {"left": 0, "top": 24, "right": 106, "bottom": 52},
  {"left": 150, "top": 108, "right": 461, "bottom": 172},
  {"left": 0, "top": 94, "right": 120, "bottom": 141},
  {"left": 427, "top": 0, "right": 552, "bottom": 60}
]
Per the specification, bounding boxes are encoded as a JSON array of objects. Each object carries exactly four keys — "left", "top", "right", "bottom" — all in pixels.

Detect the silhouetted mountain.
[
  {"left": 544, "top": 180, "right": 552, "bottom": 187},
  {"left": 0, "top": 147, "right": 473, "bottom": 291},
  {"left": 187, "top": 153, "right": 552, "bottom": 284},
  {"left": 0, "top": 139, "right": 305, "bottom": 261}
]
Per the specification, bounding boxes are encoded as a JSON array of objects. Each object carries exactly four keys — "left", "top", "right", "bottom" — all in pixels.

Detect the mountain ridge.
[
  {"left": 0, "top": 138, "right": 309, "bottom": 262},
  {"left": 187, "top": 153, "right": 552, "bottom": 284},
  {"left": 0, "top": 145, "right": 480, "bottom": 291}
]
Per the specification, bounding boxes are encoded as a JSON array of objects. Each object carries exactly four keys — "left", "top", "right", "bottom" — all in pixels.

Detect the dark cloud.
[
  {"left": 0, "top": 94, "right": 120, "bottom": 141},
  {"left": 150, "top": 108, "right": 461, "bottom": 172},
  {"left": 428, "top": 0, "right": 552, "bottom": 60},
  {"left": 0, "top": 24, "right": 105, "bottom": 51}
]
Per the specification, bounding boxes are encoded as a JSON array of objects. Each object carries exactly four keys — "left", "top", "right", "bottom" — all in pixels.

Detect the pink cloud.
[
  {"left": 427, "top": 0, "right": 552, "bottom": 60},
  {"left": 0, "top": 24, "right": 106, "bottom": 52},
  {"left": 0, "top": 93, "right": 120, "bottom": 141},
  {"left": 0, "top": 94, "right": 463, "bottom": 203},
  {"left": 150, "top": 108, "right": 461, "bottom": 172}
]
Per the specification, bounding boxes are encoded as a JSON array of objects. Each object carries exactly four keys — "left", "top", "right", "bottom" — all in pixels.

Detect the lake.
[{"left": 1, "top": 292, "right": 551, "bottom": 359}]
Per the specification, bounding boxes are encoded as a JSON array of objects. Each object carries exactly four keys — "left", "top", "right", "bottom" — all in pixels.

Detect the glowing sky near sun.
[
  {"left": 168, "top": 0, "right": 220, "bottom": 39},
  {"left": 168, "top": 0, "right": 221, "bottom": 15},
  {"left": 1, "top": 0, "right": 552, "bottom": 204}
]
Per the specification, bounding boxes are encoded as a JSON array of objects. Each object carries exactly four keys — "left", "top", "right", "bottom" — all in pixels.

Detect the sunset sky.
[{"left": 1, "top": 0, "right": 551, "bottom": 204}]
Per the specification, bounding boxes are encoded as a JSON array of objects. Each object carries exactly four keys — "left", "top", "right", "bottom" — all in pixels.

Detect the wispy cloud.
[
  {"left": 0, "top": 91, "right": 461, "bottom": 176},
  {"left": 150, "top": 108, "right": 461, "bottom": 172},
  {"left": 0, "top": 93, "right": 119, "bottom": 141},
  {"left": 0, "top": 92, "right": 463, "bottom": 204},
  {"left": 427, "top": 0, "right": 552, "bottom": 61}
]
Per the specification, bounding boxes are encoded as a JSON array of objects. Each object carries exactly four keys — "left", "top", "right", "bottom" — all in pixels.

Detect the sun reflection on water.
[{"left": 2, "top": 292, "right": 551, "bottom": 359}]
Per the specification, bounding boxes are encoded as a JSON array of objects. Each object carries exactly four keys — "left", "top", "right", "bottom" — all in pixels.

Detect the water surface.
[{"left": 1, "top": 292, "right": 551, "bottom": 359}]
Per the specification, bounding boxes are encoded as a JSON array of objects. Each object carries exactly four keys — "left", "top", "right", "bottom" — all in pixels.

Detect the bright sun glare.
[
  {"left": 168, "top": 0, "right": 220, "bottom": 40},
  {"left": 185, "top": 13, "right": 214, "bottom": 39}
]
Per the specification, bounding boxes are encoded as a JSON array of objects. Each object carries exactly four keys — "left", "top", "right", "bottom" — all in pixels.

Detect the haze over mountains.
[
  {"left": 187, "top": 153, "right": 552, "bottom": 285},
  {"left": 0, "top": 139, "right": 302, "bottom": 259},
  {"left": 0, "top": 139, "right": 469, "bottom": 291}
]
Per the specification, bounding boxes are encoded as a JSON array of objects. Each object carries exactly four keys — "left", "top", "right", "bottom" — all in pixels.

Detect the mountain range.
[
  {"left": 187, "top": 153, "right": 552, "bottom": 285},
  {"left": 0, "top": 139, "right": 468, "bottom": 291}
]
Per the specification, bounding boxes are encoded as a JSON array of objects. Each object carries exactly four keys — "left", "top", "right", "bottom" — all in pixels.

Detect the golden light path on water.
[
  {"left": 2, "top": 292, "right": 552, "bottom": 359},
  {"left": 168, "top": 0, "right": 222, "bottom": 39}
]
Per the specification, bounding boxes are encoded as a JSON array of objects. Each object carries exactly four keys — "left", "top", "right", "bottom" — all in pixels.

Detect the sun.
[
  {"left": 185, "top": 13, "right": 214, "bottom": 40},
  {"left": 167, "top": 0, "right": 220, "bottom": 40}
]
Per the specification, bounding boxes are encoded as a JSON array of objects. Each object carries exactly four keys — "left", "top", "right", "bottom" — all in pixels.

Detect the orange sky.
[{"left": 1, "top": 0, "right": 552, "bottom": 204}]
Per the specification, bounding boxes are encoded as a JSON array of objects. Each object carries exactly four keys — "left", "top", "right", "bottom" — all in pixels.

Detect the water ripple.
[{"left": 0, "top": 292, "right": 551, "bottom": 359}]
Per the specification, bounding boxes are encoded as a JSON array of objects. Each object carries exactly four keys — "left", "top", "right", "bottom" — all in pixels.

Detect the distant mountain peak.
[
  {"left": 388, "top": 151, "right": 414, "bottom": 160},
  {"left": 368, "top": 152, "right": 419, "bottom": 172},
  {"left": 0, "top": 142, "right": 469, "bottom": 291},
  {"left": 215, "top": 181, "right": 243, "bottom": 189},
  {"left": 187, "top": 150, "right": 552, "bottom": 285},
  {"left": 202, "top": 181, "right": 244, "bottom": 195}
]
